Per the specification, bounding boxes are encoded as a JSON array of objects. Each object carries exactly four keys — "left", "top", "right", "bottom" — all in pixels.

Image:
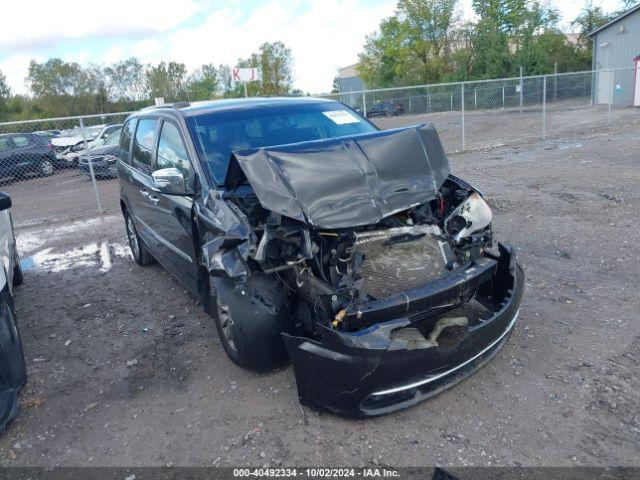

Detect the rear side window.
[
  {"left": 0, "top": 137, "right": 11, "bottom": 151},
  {"left": 132, "top": 119, "right": 157, "bottom": 174},
  {"left": 156, "top": 122, "right": 191, "bottom": 178},
  {"left": 118, "top": 119, "right": 136, "bottom": 163},
  {"left": 13, "top": 136, "right": 30, "bottom": 147}
]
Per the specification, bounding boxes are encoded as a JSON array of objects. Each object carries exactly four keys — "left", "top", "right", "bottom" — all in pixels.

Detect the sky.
[{"left": 0, "top": 0, "right": 627, "bottom": 96}]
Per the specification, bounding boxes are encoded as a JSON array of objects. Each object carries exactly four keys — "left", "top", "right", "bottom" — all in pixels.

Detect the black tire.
[
  {"left": 38, "top": 158, "right": 55, "bottom": 177},
  {"left": 0, "top": 288, "right": 27, "bottom": 433},
  {"left": 12, "top": 263, "right": 23, "bottom": 287},
  {"left": 209, "top": 274, "right": 291, "bottom": 372},
  {"left": 124, "top": 210, "right": 155, "bottom": 266}
]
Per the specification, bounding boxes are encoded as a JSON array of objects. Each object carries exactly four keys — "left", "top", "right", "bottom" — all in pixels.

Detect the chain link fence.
[
  {"left": 1, "top": 67, "right": 638, "bottom": 229},
  {"left": 0, "top": 112, "right": 131, "bottom": 227},
  {"left": 324, "top": 67, "right": 639, "bottom": 153}
]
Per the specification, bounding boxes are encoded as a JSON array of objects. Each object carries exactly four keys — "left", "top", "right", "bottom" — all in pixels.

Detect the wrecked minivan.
[{"left": 118, "top": 98, "right": 524, "bottom": 417}]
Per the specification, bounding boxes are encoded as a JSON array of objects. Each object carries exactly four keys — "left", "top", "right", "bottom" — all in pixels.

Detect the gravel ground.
[{"left": 0, "top": 109, "right": 638, "bottom": 467}]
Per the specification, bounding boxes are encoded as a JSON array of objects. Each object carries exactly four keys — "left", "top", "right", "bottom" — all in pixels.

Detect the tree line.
[
  {"left": 0, "top": 41, "right": 296, "bottom": 122},
  {"left": 353, "top": 0, "right": 636, "bottom": 89}
]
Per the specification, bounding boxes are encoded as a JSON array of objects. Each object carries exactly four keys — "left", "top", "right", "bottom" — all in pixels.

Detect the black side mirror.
[{"left": 0, "top": 192, "right": 12, "bottom": 211}]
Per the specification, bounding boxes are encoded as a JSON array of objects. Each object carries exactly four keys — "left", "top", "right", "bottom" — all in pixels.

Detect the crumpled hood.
[
  {"left": 231, "top": 124, "right": 451, "bottom": 229},
  {"left": 52, "top": 135, "right": 84, "bottom": 147}
]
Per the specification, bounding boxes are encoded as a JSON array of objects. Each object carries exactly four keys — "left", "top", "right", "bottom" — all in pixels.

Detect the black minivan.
[{"left": 118, "top": 98, "right": 523, "bottom": 417}]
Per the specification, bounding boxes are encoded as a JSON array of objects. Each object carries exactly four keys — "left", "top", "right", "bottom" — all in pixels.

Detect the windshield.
[
  {"left": 104, "top": 130, "right": 121, "bottom": 146},
  {"left": 186, "top": 102, "right": 377, "bottom": 184},
  {"left": 87, "top": 126, "right": 103, "bottom": 139}
]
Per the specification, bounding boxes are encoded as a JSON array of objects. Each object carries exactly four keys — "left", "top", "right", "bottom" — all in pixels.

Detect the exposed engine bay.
[{"left": 224, "top": 175, "right": 495, "bottom": 337}]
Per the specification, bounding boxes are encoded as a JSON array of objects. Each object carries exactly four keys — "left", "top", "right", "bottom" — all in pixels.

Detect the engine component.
[
  {"left": 355, "top": 233, "right": 448, "bottom": 299},
  {"left": 445, "top": 192, "right": 493, "bottom": 243}
]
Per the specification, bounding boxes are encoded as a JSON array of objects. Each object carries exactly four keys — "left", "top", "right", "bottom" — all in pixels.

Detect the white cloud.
[
  {"left": 0, "top": 53, "right": 43, "bottom": 95},
  {"left": 0, "top": 0, "right": 201, "bottom": 50},
  {"left": 161, "top": 0, "right": 396, "bottom": 93},
  {"left": 0, "top": 0, "right": 395, "bottom": 95}
]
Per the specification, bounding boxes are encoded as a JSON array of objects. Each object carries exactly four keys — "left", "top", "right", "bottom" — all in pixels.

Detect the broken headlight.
[{"left": 445, "top": 192, "right": 492, "bottom": 244}]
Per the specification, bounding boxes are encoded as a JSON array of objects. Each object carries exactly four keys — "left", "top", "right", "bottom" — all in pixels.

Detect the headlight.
[{"left": 445, "top": 192, "right": 493, "bottom": 243}]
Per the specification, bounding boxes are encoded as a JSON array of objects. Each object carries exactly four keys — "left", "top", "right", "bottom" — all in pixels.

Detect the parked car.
[
  {"left": 0, "top": 192, "right": 27, "bottom": 432},
  {"left": 33, "top": 130, "right": 62, "bottom": 139},
  {"left": 366, "top": 101, "right": 405, "bottom": 117},
  {"left": 54, "top": 124, "right": 122, "bottom": 167},
  {"left": 0, "top": 133, "right": 58, "bottom": 180},
  {"left": 118, "top": 98, "right": 523, "bottom": 417},
  {"left": 78, "top": 129, "right": 121, "bottom": 179}
]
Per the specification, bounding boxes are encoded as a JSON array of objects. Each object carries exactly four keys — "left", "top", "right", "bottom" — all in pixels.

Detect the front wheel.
[
  {"left": 209, "top": 274, "right": 291, "bottom": 372},
  {"left": 39, "top": 159, "right": 54, "bottom": 177}
]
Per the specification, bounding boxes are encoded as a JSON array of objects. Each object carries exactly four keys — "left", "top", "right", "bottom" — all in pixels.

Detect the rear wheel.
[
  {"left": 124, "top": 211, "right": 155, "bottom": 266},
  {"left": 209, "top": 274, "right": 291, "bottom": 372}
]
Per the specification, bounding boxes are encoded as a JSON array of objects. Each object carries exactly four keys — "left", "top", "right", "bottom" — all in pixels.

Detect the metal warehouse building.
[{"left": 589, "top": 3, "right": 640, "bottom": 105}]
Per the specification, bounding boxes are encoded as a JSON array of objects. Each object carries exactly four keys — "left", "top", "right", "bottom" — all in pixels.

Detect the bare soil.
[{"left": 0, "top": 110, "right": 639, "bottom": 467}]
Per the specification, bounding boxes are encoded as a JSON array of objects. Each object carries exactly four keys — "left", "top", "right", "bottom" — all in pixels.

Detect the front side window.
[
  {"left": 132, "top": 119, "right": 158, "bottom": 173},
  {"left": 118, "top": 119, "right": 136, "bottom": 163},
  {"left": 186, "top": 102, "right": 377, "bottom": 184},
  {"left": 156, "top": 122, "right": 191, "bottom": 179},
  {"left": 12, "top": 136, "right": 30, "bottom": 148}
]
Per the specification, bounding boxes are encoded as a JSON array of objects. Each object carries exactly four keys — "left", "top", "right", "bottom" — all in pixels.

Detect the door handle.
[
  {"left": 140, "top": 189, "right": 149, "bottom": 197},
  {"left": 148, "top": 193, "right": 159, "bottom": 205}
]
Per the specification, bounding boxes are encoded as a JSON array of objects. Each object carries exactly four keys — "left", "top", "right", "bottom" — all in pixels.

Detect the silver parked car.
[{"left": 0, "top": 192, "right": 27, "bottom": 432}]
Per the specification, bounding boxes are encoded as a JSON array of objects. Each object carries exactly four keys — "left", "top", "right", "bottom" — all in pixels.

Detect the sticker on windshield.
[{"left": 322, "top": 110, "right": 360, "bottom": 125}]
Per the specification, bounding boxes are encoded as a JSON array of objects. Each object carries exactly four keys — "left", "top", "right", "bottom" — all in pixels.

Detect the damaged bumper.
[{"left": 282, "top": 243, "right": 524, "bottom": 417}]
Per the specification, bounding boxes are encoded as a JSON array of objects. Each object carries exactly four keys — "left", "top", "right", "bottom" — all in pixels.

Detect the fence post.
[
  {"left": 554, "top": 62, "right": 558, "bottom": 102},
  {"left": 474, "top": 88, "right": 477, "bottom": 109},
  {"left": 461, "top": 83, "right": 465, "bottom": 150},
  {"left": 362, "top": 91, "right": 367, "bottom": 118},
  {"left": 542, "top": 75, "right": 547, "bottom": 141},
  {"left": 608, "top": 69, "right": 614, "bottom": 126},
  {"left": 450, "top": 92, "right": 453, "bottom": 111},
  {"left": 519, "top": 66, "right": 524, "bottom": 113},
  {"left": 79, "top": 117, "right": 104, "bottom": 214},
  {"left": 427, "top": 90, "right": 431, "bottom": 112},
  {"left": 408, "top": 96, "right": 412, "bottom": 114},
  {"left": 502, "top": 86, "right": 505, "bottom": 108}
]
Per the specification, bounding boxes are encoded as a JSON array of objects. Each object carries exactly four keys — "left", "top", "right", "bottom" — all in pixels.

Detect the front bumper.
[
  {"left": 282, "top": 243, "right": 524, "bottom": 417},
  {"left": 79, "top": 160, "right": 117, "bottom": 178}
]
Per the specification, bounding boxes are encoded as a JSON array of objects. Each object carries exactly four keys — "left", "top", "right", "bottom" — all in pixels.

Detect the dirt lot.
[{"left": 0, "top": 110, "right": 639, "bottom": 467}]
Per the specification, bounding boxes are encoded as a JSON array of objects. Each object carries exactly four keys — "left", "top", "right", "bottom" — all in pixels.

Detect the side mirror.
[
  {"left": 152, "top": 168, "right": 187, "bottom": 195},
  {"left": 0, "top": 192, "right": 12, "bottom": 211}
]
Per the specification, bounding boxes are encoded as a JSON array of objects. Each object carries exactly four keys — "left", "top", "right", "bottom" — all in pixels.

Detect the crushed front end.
[{"left": 209, "top": 124, "right": 524, "bottom": 417}]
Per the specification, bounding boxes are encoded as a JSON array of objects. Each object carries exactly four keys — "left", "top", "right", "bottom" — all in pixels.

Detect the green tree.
[
  {"left": 186, "top": 63, "right": 220, "bottom": 100},
  {"left": 26, "top": 58, "right": 108, "bottom": 116},
  {"left": 0, "top": 70, "right": 10, "bottom": 117},
  {"left": 255, "top": 41, "right": 293, "bottom": 95},
  {"left": 145, "top": 61, "right": 188, "bottom": 102},
  {"left": 228, "top": 41, "right": 295, "bottom": 97},
  {"left": 105, "top": 58, "right": 148, "bottom": 101},
  {"left": 358, "top": 0, "right": 462, "bottom": 87},
  {"left": 331, "top": 76, "right": 340, "bottom": 94}
]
